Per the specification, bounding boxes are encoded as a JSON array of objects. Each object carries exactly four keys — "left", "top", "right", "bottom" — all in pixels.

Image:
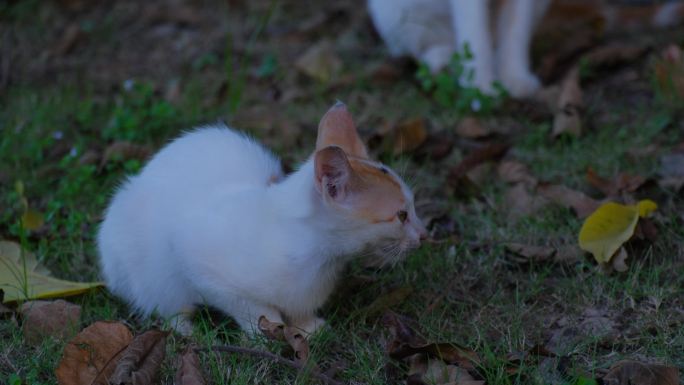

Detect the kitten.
[
  {"left": 97, "top": 102, "right": 427, "bottom": 335},
  {"left": 368, "top": 0, "right": 552, "bottom": 98},
  {"left": 368, "top": 0, "right": 684, "bottom": 99}
]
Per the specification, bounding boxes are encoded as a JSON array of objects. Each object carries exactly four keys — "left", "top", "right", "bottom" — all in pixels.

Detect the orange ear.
[
  {"left": 316, "top": 102, "right": 369, "bottom": 159},
  {"left": 314, "top": 146, "right": 354, "bottom": 202}
]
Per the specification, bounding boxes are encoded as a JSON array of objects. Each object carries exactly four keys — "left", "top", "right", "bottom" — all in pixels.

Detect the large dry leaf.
[
  {"left": 537, "top": 184, "right": 600, "bottom": 218},
  {"left": 20, "top": 299, "right": 81, "bottom": 345},
  {"left": 258, "top": 316, "right": 311, "bottom": 365},
  {"left": 56, "top": 321, "right": 133, "bottom": 385},
  {"left": 393, "top": 118, "right": 428, "bottom": 155},
  {"left": 448, "top": 143, "right": 510, "bottom": 182},
  {"left": 110, "top": 329, "right": 169, "bottom": 385},
  {"left": 410, "top": 356, "right": 484, "bottom": 385},
  {"left": 602, "top": 360, "right": 679, "bottom": 385},
  {"left": 578, "top": 200, "right": 657, "bottom": 265},
  {"left": 585, "top": 168, "right": 646, "bottom": 197},
  {"left": 504, "top": 243, "right": 556, "bottom": 263},
  {"left": 383, "top": 311, "right": 480, "bottom": 370},
  {"left": 295, "top": 40, "right": 342, "bottom": 82},
  {"left": 175, "top": 347, "right": 205, "bottom": 385},
  {"left": 456, "top": 117, "right": 490, "bottom": 139},
  {"left": 504, "top": 183, "right": 547, "bottom": 219},
  {"left": 0, "top": 240, "right": 103, "bottom": 303},
  {"left": 551, "top": 67, "right": 583, "bottom": 138},
  {"left": 497, "top": 160, "right": 537, "bottom": 187}
]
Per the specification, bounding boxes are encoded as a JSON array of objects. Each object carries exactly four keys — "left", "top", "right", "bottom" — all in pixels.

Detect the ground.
[{"left": 1, "top": 0, "right": 683, "bottom": 384}]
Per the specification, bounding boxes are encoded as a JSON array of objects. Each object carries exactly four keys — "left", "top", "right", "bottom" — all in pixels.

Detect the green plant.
[{"left": 416, "top": 45, "right": 507, "bottom": 115}]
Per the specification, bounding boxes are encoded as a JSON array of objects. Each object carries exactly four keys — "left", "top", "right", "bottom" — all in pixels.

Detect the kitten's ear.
[
  {"left": 314, "top": 146, "right": 354, "bottom": 202},
  {"left": 316, "top": 102, "right": 369, "bottom": 159}
]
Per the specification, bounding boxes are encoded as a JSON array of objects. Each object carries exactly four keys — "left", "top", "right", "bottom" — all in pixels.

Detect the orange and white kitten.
[
  {"left": 97, "top": 102, "right": 427, "bottom": 335},
  {"left": 369, "top": 0, "right": 552, "bottom": 98}
]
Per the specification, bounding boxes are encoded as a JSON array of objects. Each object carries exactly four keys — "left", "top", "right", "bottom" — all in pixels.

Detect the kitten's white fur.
[
  {"left": 368, "top": 0, "right": 551, "bottom": 98},
  {"left": 98, "top": 111, "right": 424, "bottom": 335}
]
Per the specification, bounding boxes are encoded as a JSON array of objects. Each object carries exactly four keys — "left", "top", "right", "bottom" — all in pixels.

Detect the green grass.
[{"left": 2, "top": 1, "right": 684, "bottom": 384}]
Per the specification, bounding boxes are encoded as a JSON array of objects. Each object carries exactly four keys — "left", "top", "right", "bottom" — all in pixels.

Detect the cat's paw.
[
  {"left": 421, "top": 45, "right": 454, "bottom": 73},
  {"left": 294, "top": 316, "right": 326, "bottom": 338},
  {"left": 499, "top": 70, "right": 542, "bottom": 98}
]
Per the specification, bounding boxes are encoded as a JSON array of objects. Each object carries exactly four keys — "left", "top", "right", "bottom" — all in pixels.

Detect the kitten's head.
[{"left": 313, "top": 102, "right": 427, "bottom": 263}]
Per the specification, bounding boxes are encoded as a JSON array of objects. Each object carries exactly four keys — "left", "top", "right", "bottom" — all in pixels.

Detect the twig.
[{"left": 196, "top": 345, "right": 343, "bottom": 385}]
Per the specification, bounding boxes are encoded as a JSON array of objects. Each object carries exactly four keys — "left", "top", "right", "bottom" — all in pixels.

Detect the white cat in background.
[
  {"left": 368, "top": 0, "right": 552, "bottom": 98},
  {"left": 98, "top": 102, "right": 427, "bottom": 335}
]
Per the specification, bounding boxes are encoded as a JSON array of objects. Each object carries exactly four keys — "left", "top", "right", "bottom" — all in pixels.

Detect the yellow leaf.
[
  {"left": 21, "top": 209, "right": 44, "bottom": 231},
  {"left": 0, "top": 241, "right": 103, "bottom": 303},
  {"left": 578, "top": 200, "right": 657, "bottom": 264},
  {"left": 637, "top": 199, "right": 657, "bottom": 218}
]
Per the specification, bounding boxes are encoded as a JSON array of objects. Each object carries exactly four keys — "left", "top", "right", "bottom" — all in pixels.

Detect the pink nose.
[{"left": 418, "top": 225, "right": 428, "bottom": 241}]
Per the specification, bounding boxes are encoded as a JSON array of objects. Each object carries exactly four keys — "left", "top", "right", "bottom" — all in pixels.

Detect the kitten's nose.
[{"left": 416, "top": 222, "right": 428, "bottom": 241}]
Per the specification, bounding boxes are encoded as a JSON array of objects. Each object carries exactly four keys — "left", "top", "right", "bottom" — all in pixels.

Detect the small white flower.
[
  {"left": 69, "top": 147, "right": 78, "bottom": 157},
  {"left": 123, "top": 79, "right": 135, "bottom": 91},
  {"left": 470, "top": 98, "right": 482, "bottom": 112},
  {"left": 52, "top": 131, "right": 64, "bottom": 140}
]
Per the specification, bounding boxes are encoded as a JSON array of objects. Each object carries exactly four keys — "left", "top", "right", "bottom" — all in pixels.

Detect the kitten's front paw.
[
  {"left": 499, "top": 70, "right": 542, "bottom": 98},
  {"left": 294, "top": 316, "right": 326, "bottom": 338}
]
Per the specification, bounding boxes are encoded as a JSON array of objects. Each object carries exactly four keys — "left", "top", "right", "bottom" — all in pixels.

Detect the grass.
[{"left": 2, "top": 1, "right": 684, "bottom": 384}]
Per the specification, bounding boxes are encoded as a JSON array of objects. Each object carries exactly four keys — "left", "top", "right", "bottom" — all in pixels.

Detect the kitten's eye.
[{"left": 397, "top": 210, "right": 408, "bottom": 223}]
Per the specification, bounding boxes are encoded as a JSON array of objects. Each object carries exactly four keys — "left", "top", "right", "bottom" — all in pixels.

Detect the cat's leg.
[
  {"left": 450, "top": 0, "right": 496, "bottom": 94},
  {"left": 496, "top": 0, "right": 551, "bottom": 98}
]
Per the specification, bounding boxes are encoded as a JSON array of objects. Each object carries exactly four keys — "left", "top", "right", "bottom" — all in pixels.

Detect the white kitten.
[
  {"left": 368, "top": 0, "right": 551, "bottom": 98},
  {"left": 98, "top": 102, "right": 427, "bottom": 335}
]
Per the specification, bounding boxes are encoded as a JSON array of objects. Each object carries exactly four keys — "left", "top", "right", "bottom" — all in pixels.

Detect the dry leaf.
[
  {"left": 110, "top": 329, "right": 169, "bottom": 385},
  {"left": 504, "top": 183, "right": 547, "bottom": 220},
  {"left": 448, "top": 143, "right": 510, "bottom": 182},
  {"left": 393, "top": 118, "right": 428, "bottom": 155},
  {"left": 497, "top": 160, "right": 537, "bottom": 187},
  {"left": 362, "top": 286, "right": 413, "bottom": 318},
  {"left": 56, "top": 321, "right": 133, "bottom": 385},
  {"left": 383, "top": 311, "right": 480, "bottom": 370},
  {"left": 295, "top": 40, "right": 342, "bottom": 82},
  {"left": 456, "top": 117, "right": 490, "bottom": 139},
  {"left": 578, "top": 200, "right": 657, "bottom": 266},
  {"left": 602, "top": 360, "right": 679, "bottom": 385},
  {"left": 505, "top": 243, "right": 556, "bottom": 263},
  {"left": 175, "top": 347, "right": 205, "bottom": 385},
  {"left": 551, "top": 66, "right": 583, "bottom": 138},
  {"left": 537, "top": 184, "right": 600, "bottom": 218},
  {"left": 0, "top": 240, "right": 103, "bottom": 303},
  {"left": 52, "top": 23, "right": 82, "bottom": 56},
  {"left": 283, "top": 327, "right": 309, "bottom": 365},
  {"left": 586, "top": 168, "right": 646, "bottom": 197},
  {"left": 582, "top": 43, "right": 648, "bottom": 69},
  {"left": 20, "top": 300, "right": 81, "bottom": 345},
  {"left": 100, "top": 141, "right": 152, "bottom": 169},
  {"left": 258, "top": 316, "right": 311, "bottom": 365}
]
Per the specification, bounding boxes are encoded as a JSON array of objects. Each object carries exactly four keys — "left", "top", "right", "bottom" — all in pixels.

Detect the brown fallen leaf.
[
  {"left": 55, "top": 321, "right": 133, "bottom": 385},
  {"left": 258, "top": 316, "right": 311, "bottom": 366},
  {"left": 586, "top": 167, "right": 647, "bottom": 197},
  {"left": 175, "top": 347, "right": 205, "bottom": 385},
  {"left": 295, "top": 40, "right": 342, "bottom": 82},
  {"left": 537, "top": 183, "right": 600, "bottom": 218},
  {"left": 383, "top": 311, "right": 480, "bottom": 370},
  {"left": 110, "top": 329, "right": 169, "bottom": 385},
  {"left": 456, "top": 117, "right": 490, "bottom": 139},
  {"left": 497, "top": 160, "right": 537, "bottom": 187},
  {"left": 582, "top": 42, "right": 648, "bottom": 70},
  {"left": 504, "top": 243, "right": 556, "bottom": 263},
  {"left": 448, "top": 142, "right": 510, "bottom": 182},
  {"left": 602, "top": 360, "right": 679, "bottom": 385},
  {"left": 505, "top": 344, "right": 557, "bottom": 376},
  {"left": 100, "top": 141, "right": 152, "bottom": 169},
  {"left": 361, "top": 286, "right": 413, "bottom": 318},
  {"left": 20, "top": 299, "right": 81, "bottom": 345},
  {"left": 551, "top": 66, "right": 583, "bottom": 138},
  {"left": 52, "top": 23, "right": 82, "bottom": 56},
  {"left": 283, "top": 327, "right": 309, "bottom": 365},
  {"left": 409, "top": 356, "right": 484, "bottom": 385},
  {"left": 504, "top": 183, "right": 547, "bottom": 220},
  {"left": 393, "top": 118, "right": 428, "bottom": 155}
]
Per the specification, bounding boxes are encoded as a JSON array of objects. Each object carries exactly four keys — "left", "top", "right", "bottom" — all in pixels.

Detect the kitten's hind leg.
[{"left": 496, "top": 0, "right": 551, "bottom": 98}]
